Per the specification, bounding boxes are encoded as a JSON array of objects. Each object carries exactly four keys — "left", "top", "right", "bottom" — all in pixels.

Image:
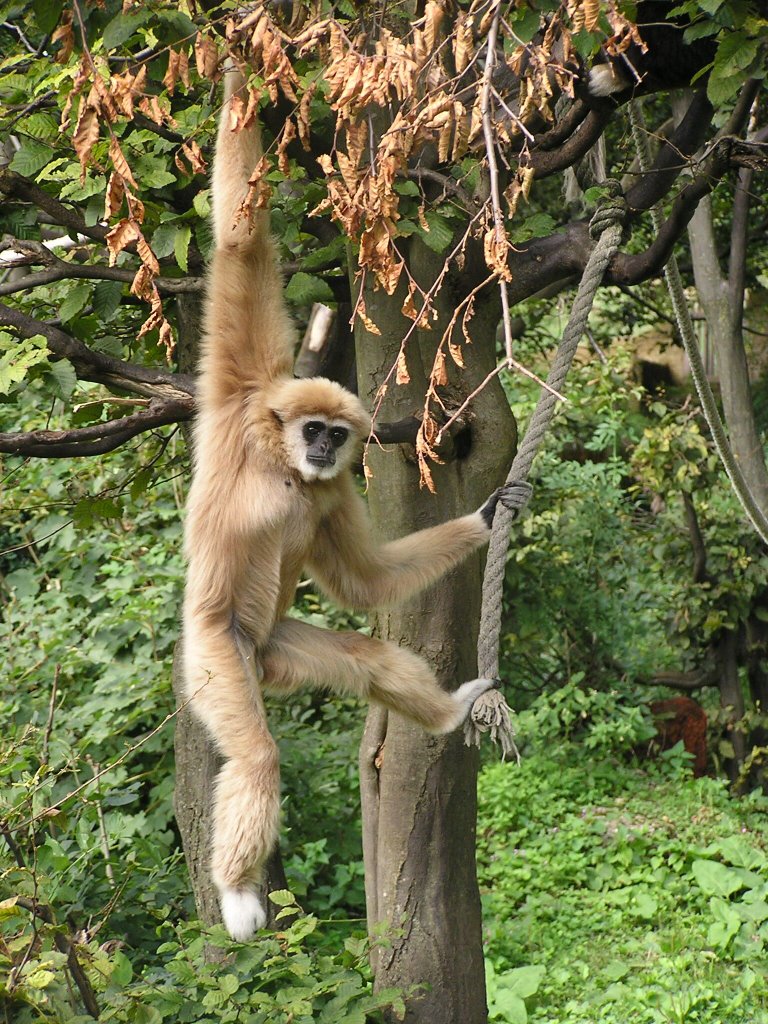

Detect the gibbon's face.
[{"left": 283, "top": 414, "right": 353, "bottom": 482}]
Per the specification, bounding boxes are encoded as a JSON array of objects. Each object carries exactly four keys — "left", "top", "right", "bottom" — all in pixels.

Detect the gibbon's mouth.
[{"left": 306, "top": 455, "right": 335, "bottom": 468}]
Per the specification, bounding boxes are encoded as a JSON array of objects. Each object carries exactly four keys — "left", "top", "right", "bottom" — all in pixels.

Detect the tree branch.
[
  {"left": 0, "top": 398, "right": 192, "bottom": 457},
  {"left": 0, "top": 237, "right": 202, "bottom": 295},
  {"left": 16, "top": 897, "right": 100, "bottom": 1019},
  {"left": 624, "top": 89, "right": 713, "bottom": 212},
  {"left": 0, "top": 301, "right": 194, "bottom": 399},
  {"left": 0, "top": 169, "right": 110, "bottom": 246}
]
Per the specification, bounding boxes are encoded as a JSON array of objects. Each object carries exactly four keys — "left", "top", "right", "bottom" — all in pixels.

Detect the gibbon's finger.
[
  {"left": 497, "top": 480, "right": 533, "bottom": 517},
  {"left": 478, "top": 480, "right": 532, "bottom": 529}
]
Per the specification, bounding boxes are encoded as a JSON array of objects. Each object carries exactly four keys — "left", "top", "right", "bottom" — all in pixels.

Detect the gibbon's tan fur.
[{"left": 182, "top": 65, "right": 508, "bottom": 942}]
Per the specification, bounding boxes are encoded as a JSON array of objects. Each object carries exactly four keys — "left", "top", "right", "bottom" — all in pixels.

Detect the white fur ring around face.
[{"left": 219, "top": 885, "right": 267, "bottom": 941}]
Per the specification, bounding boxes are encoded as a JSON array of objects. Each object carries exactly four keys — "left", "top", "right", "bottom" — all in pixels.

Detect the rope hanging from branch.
[{"left": 464, "top": 182, "right": 627, "bottom": 757}]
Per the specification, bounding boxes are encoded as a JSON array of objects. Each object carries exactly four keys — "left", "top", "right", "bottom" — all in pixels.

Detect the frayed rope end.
[{"left": 463, "top": 687, "right": 520, "bottom": 762}]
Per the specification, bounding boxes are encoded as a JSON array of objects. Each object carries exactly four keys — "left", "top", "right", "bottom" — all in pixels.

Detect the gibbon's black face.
[{"left": 302, "top": 420, "right": 349, "bottom": 469}]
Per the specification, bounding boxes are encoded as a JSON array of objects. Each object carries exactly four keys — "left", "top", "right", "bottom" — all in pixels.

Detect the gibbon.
[
  {"left": 587, "top": 0, "right": 718, "bottom": 98},
  {"left": 182, "top": 64, "right": 530, "bottom": 942}
]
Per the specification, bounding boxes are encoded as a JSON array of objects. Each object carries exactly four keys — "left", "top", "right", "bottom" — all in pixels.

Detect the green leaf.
[
  {"left": 174, "top": 224, "right": 192, "bottom": 272},
  {"left": 284, "top": 272, "right": 335, "bottom": 305},
  {"left": 692, "top": 859, "right": 745, "bottom": 897},
  {"left": 268, "top": 889, "right": 298, "bottom": 907},
  {"left": 33, "top": 0, "right": 64, "bottom": 35},
  {"left": 59, "top": 283, "right": 91, "bottom": 323},
  {"left": 48, "top": 359, "right": 77, "bottom": 402},
  {"left": 10, "top": 138, "right": 53, "bottom": 177},
  {"left": 102, "top": 10, "right": 150, "bottom": 50},
  {"left": 714, "top": 31, "right": 760, "bottom": 74},
  {"left": 414, "top": 212, "right": 454, "bottom": 253},
  {"left": 490, "top": 990, "right": 527, "bottom": 1023},
  {"left": 0, "top": 333, "right": 49, "bottom": 394},
  {"left": 92, "top": 280, "right": 124, "bottom": 322},
  {"left": 111, "top": 950, "right": 133, "bottom": 986},
  {"left": 500, "top": 965, "right": 546, "bottom": 998}
]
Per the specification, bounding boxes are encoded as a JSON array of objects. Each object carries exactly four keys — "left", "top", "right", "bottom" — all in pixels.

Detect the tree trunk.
[
  {"left": 687, "top": 195, "right": 768, "bottom": 509},
  {"left": 355, "top": 240, "right": 517, "bottom": 1024}
]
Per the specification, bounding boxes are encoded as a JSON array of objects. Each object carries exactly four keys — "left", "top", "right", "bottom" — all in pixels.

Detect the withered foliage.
[{"left": 52, "top": 0, "right": 621, "bottom": 474}]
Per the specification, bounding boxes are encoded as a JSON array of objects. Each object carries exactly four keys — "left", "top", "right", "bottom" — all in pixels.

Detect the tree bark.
[
  {"left": 355, "top": 241, "right": 517, "bottom": 1024},
  {"left": 687, "top": 194, "right": 768, "bottom": 509}
]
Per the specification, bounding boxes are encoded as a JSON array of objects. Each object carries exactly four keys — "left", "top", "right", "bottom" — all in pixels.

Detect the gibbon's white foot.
[
  {"left": 219, "top": 885, "right": 267, "bottom": 941},
  {"left": 443, "top": 678, "right": 496, "bottom": 733}
]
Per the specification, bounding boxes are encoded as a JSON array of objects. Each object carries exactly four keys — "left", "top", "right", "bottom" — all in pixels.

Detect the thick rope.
[
  {"left": 465, "top": 183, "right": 626, "bottom": 754},
  {"left": 629, "top": 102, "right": 768, "bottom": 546}
]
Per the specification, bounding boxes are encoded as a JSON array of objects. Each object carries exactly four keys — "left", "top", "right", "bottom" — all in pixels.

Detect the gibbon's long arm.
[
  {"left": 307, "top": 475, "right": 492, "bottom": 611},
  {"left": 198, "top": 64, "right": 295, "bottom": 408}
]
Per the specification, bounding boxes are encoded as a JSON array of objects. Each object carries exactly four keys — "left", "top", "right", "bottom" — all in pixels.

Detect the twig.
[
  {"left": 86, "top": 756, "right": 115, "bottom": 888},
  {"left": 9, "top": 684, "right": 207, "bottom": 833},
  {"left": 480, "top": 0, "right": 515, "bottom": 365},
  {"left": 15, "top": 898, "right": 100, "bottom": 1018},
  {"left": 0, "top": 820, "right": 26, "bottom": 868},
  {"left": 41, "top": 664, "right": 60, "bottom": 764},
  {"left": 436, "top": 358, "right": 566, "bottom": 443}
]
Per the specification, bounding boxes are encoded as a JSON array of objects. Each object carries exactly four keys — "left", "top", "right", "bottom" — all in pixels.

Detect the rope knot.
[{"left": 589, "top": 179, "right": 626, "bottom": 238}]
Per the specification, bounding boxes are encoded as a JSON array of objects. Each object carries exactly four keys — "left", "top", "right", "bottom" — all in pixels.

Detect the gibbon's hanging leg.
[{"left": 261, "top": 619, "right": 491, "bottom": 732}]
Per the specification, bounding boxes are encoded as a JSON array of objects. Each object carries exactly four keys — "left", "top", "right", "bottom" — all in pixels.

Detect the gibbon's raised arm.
[
  {"left": 307, "top": 475, "right": 509, "bottom": 611},
  {"left": 199, "top": 64, "right": 295, "bottom": 408}
]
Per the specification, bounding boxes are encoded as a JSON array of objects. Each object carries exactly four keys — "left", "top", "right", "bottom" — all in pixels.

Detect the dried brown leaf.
[
  {"left": 106, "top": 218, "right": 140, "bottom": 265},
  {"left": 396, "top": 348, "right": 410, "bottom": 385},
  {"left": 195, "top": 32, "right": 219, "bottom": 80},
  {"left": 52, "top": 10, "right": 74, "bottom": 64},
  {"left": 108, "top": 138, "right": 139, "bottom": 189},
  {"left": 73, "top": 106, "right": 99, "bottom": 180},
  {"left": 432, "top": 347, "right": 448, "bottom": 387},
  {"left": 104, "top": 172, "right": 125, "bottom": 220}
]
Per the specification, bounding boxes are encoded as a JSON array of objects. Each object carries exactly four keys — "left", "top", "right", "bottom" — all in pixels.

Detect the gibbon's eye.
[
  {"left": 329, "top": 427, "right": 349, "bottom": 448},
  {"left": 303, "top": 421, "right": 325, "bottom": 443}
]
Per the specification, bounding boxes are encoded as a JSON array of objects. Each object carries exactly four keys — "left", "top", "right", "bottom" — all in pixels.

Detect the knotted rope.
[{"left": 464, "top": 182, "right": 627, "bottom": 756}]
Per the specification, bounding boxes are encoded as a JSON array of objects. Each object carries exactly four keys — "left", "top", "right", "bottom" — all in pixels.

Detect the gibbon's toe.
[
  {"left": 220, "top": 885, "right": 267, "bottom": 941},
  {"left": 447, "top": 678, "right": 496, "bottom": 731}
]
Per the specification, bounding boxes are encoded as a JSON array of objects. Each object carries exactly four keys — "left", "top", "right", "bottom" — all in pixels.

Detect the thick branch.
[
  {"left": 611, "top": 136, "right": 768, "bottom": 285},
  {"left": 0, "top": 398, "right": 192, "bottom": 457},
  {"left": 624, "top": 90, "right": 713, "bottom": 212},
  {"left": 0, "top": 302, "right": 194, "bottom": 399},
  {"left": 529, "top": 107, "right": 614, "bottom": 178},
  {"left": 647, "top": 664, "right": 719, "bottom": 691}
]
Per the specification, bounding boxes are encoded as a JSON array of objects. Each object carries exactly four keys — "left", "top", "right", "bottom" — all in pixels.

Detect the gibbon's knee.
[{"left": 261, "top": 618, "right": 488, "bottom": 734}]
